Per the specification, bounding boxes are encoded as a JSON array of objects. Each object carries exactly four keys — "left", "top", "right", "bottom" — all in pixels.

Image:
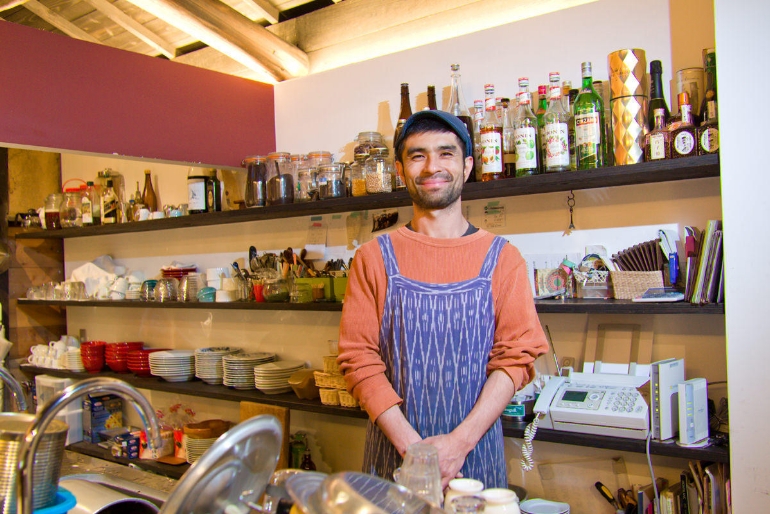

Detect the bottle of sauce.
[{"left": 480, "top": 84, "right": 504, "bottom": 181}]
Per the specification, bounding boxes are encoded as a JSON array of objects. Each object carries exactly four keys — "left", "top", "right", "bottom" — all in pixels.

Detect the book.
[
  {"left": 634, "top": 288, "right": 685, "bottom": 303},
  {"left": 691, "top": 220, "right": 722, "bottom": 305}
]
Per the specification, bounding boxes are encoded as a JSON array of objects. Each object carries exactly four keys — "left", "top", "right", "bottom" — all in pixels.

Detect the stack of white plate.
[
  {"left": 194, "top": 347, "right": 241, "bottom": 385},
  {"left": 223, "top": 352, "right": 275, "bottom": 390},
  {"left": 254, "top": 360, "right": 306, "bottom": 394},
  {"left": 66, "top": 349, "right": 85, "bottom": 372},
  {"left": 149, "top": 350, "right": 196, "bottom": 382},
  {"left": 184, "top": 436, "right": 218, "bottom": 464}
]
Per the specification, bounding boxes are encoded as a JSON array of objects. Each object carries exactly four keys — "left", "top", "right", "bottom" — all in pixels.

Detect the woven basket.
[
  {"left": 322, "top": 355, "right": 340, "bottom": 374},
  {"left": 338, "top": 390, "right": 360, "bottom": 408},
  {"left": 610, "top": 271, "right": 664, "bottom": 299},
  {"left": 314, "top": 371, "right": 347, "bottom": 389},
  {"left": 319, "top": 388, "right": 340, "bottom": 406}
]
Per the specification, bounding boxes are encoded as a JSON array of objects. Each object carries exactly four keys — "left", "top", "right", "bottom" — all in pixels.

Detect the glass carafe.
[
  {"left": 266, "top": 152, "right": 294, "bottom": 205},
  {"left": 59, "top": 189, "right": 82, "bottom": 228}
]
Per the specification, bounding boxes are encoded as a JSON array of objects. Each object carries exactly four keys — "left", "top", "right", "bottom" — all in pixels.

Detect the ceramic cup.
[
  {"left": 138, "top": 208, "right": 151, "bottom": 221},
  {"left": 151, "top": 211, "right": 165, "bottom": 219}
]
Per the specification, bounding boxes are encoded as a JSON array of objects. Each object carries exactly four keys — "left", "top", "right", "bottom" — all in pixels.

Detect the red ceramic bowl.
[{"left": 106, "top": 360, "right": 129, "bottom": 373}]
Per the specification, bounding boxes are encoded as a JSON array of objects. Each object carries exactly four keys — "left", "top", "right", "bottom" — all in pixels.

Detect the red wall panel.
[{"left": 0, "top": 21, "right": 275, "bottom": 168}]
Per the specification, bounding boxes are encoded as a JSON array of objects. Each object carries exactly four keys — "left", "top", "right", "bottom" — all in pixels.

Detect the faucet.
[
  {"left": 15, "top": 377, "right": 163, "bottom": 514},
  {"left": 0, "top": 366, "right": 28, "bottom": 412}
]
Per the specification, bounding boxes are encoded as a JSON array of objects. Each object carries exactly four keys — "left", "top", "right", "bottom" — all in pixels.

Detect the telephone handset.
[{"left": 520, "top": 376, "right": 566, "bottom": 471}]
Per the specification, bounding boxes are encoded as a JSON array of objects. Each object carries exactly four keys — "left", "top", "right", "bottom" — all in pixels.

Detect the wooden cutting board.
[{"left": 240, "top": 401, "right": 290, "bottom": 470}]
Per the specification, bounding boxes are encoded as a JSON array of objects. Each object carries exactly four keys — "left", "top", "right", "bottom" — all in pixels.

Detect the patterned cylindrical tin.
[
  {"left": 610, "top": 95, "right": 648, "bottom": 165},
  {"left": 608, "top": 48, "right": 647, "bottom": 99}
]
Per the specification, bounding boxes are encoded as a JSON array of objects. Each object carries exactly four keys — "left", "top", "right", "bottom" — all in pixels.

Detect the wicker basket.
[
  {"left": 610, "top": 271, "right": 664, "bottom": 299},
  {"left": 319, "top": 388, "right": 340, "bottom": 406},
  {"left": 322, "top": 355, "right": 340, "bottom": 374},
  {"left": 314, "top": 371, "right": 347, "bottom": 389},
  {"left": 338, "top": 390, "right": 360, "bottom": 408}
]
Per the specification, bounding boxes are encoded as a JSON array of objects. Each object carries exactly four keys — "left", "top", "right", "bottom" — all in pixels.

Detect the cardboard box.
[
  {"left": 82, "top": 394, "right": 123, "bottom": 443},
  {"left": 139, "top": 428, "right": 175, "bottom": 460}
]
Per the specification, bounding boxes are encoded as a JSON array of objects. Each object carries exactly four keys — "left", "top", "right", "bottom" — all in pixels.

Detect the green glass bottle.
[
  {"left": 574, "top": 62, "right": 606, "bottom": 169},
  {"left": 536, "top": 84, "right": 548, "bottom": 173}
]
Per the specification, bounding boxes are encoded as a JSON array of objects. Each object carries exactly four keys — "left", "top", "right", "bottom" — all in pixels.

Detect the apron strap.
[
  {"left": 478, "top": 236, "right": 508, "bottom": 279},
  {"left": 376, "top": 234, "right": 400, "bottom": 277}
]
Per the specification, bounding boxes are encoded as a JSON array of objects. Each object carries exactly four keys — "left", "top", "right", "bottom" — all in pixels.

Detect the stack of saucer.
[
  {"left": 66, "top": 349, "right": 85, "bottom": 372},
  {"left": 194, "top": 347, "right": 242, "bottom": 385},
  {"left": 184, "top": 436, "right": 219, "bottom": 464},
  {"left": 222, "top": 352, "right": 275, "bottom": 390},
  {"left": 254, "top": 360, "right": 306, "bottom": 395},
  {"left": 149, "top": 350, "right": 196, "bottom": 382}
]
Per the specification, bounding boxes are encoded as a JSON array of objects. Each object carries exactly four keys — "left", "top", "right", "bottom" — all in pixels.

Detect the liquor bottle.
[
  {"left": 568, "top": 88, "right": 579, "bottom": 171},
  {"left": 644, "top": 108, "right": 672, "bottom": 161},
  {"left": 446, "top": 64, "right": 476, "bottom": 181},
  {"left": 81, "top": 183, "right": 94, "bottom": 226},
  {"left": 141, "top": 169, "right": 158, "bottom": 212},
  {"left": 544, "top": 72, "right": 571, "bottom": 172},
  {"left": 502, "top": 97, "right": 516, "bottom": 178},
  {"left": 536, "top": 84, "right": 548, "bottom": 173},
  {"left": 101, "top": 179, "right": 119, "bottom": 224},
  {"left": 480, "top": 84, "right": 504, "bottom": 181},
  {"left": 514, "top": 78, "right": 539, "bottom": 177},
  {"left": 300, "top": 449, "right": 316, "bottom": 471},
  {"left": 134, "top": 181, "right": 142, "bottom": 204},
  {"left": 574, "top": 62, "right": 606, "bottom": 169},
  {"left": 698, "top": 49, "right": 719, "bottom": 155},
  {"left": 394, "top": 83, "right": 412, "bottom": 148},
  {"left": 427, "top": 85, "right": 438, "bottom": 110},
  {"left": 561, "top": 80, "right": 572, "bottom": 113},
  {"left": 671, "top": 92, "right": 697, "bottom": 158},
  {"left": 495, "top": 97, "right": 504, "bottom": 125},
  {"left": 647, "top": 60, "right": 670, "bottom": 131},
  {"left": 472, "top": 98, "right": 484, "bottom": 181}
]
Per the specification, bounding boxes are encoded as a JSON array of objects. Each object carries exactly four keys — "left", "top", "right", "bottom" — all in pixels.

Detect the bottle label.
[
  {"left": 545, "top": 122, "right": 570, "bottom": 167},
  {"left": 674, "top": 131, "right": 695, "bottom": 155},
  {"left": 102, "top": 197, "right": 117, "bottom": 223},
  {"left": 575, "top": 112, "right": 601, "bottom": 145},
  {"left": 188, "top": 180, "right": 207, "bottom": 211},
  {"left": 514, "top": 126, "right": 537, "bottom": 169},
  {"left": 700, "top": 127, "right": 719, "bottom": 153},
  {"left": 650, "top": 133, "right": 666, "bottom": 160},
  {"left": 480, "top": 131, "right": 503, "bottom": 173},
  {"left": 81, "top": 198, "right": 93, "bottom": 224}
]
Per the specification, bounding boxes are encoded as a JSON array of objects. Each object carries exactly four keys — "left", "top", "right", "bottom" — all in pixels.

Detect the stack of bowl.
[
  {"left": 79, "top": 341, "right": 106, "bottom": 374},
  {"left": 127, "top": 348, "right": 168, "bottom": 376},
  {"left": 105, "top": 342, "right": 144, "bottom": 373}
]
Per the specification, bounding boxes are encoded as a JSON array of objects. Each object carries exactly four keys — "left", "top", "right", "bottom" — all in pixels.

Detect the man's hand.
[{"left": 421, "top": 432, "right": 473, "bottom": 489}]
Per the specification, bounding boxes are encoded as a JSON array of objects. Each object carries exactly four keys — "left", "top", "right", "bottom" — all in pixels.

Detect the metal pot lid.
[{"left": 159, "top": 414, "right": 282, "bottom": 514}]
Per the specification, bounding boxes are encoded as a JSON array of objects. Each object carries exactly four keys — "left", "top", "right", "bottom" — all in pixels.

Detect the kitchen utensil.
[
  {"left": 249, "top": 246, "right": 259, "bottom": 273},
  {"left": 594, "top": 481, "right": 620, "bottom": 510}
]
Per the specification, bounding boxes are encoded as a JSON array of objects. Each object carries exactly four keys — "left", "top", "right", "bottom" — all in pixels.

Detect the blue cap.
[{"left": 396, "top": 110, "right": 473, "bottom": 158}]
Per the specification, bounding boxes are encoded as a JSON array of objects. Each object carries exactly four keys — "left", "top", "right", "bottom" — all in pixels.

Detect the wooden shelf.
[
  {"left": 22, "top": 366, "right": 728, "bottom": 463},
  {"left": 17, "top": 298, "right": 724, "bottom": 314},
  {"left": 14, "top": 155, "right": 719, "bottom": 240}
]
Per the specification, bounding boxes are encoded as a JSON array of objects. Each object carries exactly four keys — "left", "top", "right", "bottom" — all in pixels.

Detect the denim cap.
[{"left": 396, "top": 110, "right": 473, "bottom": 158}]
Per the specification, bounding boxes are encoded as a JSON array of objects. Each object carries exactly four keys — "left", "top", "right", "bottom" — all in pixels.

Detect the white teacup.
[
  {"left": 151, "top": 211, "right": 165, "bottom": 220},
  {"left": 50, "top": 340, "right": 67, "bottom": 356},
  {"left": 112, "top": 277, "right": 129, "bottom": 294},
  {"left": 138, "top": 208, "right": 151, "bottom": 221}
]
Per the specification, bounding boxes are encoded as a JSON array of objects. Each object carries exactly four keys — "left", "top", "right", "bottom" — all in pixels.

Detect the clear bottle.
[
  {"left": 394, "top": 83, "right": 412, "bottom": 149},
  {"left": 574, "top": 61, "right": 606, "bottom": 169},
  {"left": 544, "top": 72, "right": 571, "bottom": 172},
  {"left": 81, "top": 182, "right": 95, "bottom": 226},
  {"left": 647, "top": 60, "right": 670, "bottom": 131},
  {"left": 350, "top": 152, "right": 369, "bottom": 197},
  {"left": 561, "top": 80, "right": 572, "bottom": 112},
  {"left": 514, "top": 78, "right": 539, "bottom": 177},
  {"left": 446, "top": 64, "right": 475, "bottom": 182},
  {"left": 645, "top": 108, "right": 672, "bottom": 161},
  {"left": 480, "top": 84, "right": 504, "bottom": 181},
  {"left": 364, "top": 147, "right": 393, "bottom": 194},
  {"left": 472, "top": 99, "right": 484, "bottom": 181},
  {"left": 101, "top": 179, "right": 119, "bottom": 224},
  {"left": 502, "top": 97, "right": 516, "bottom": 178},
  {"left": 427, "top": 85, "right": 438, "bottom": 110},
  {"left": 141, "top": 169, "right": 158, "bottom": 212},
  {"left": 567, "top": 88, "right": 579, "bottom": 170},
  {"left": 59, "top": 188, "right": 82, "bottom": 228},
  {"left": 671, "top": 92, "right": 697, "bottom": 158}
]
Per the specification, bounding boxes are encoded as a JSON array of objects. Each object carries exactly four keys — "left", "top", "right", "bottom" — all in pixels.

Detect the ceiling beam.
[
  {"left": 0, "top": 0, "right": 28, "bottom": 11},
  {"left": 82, "top": 0, "right": 177, "bottom": 58},
  {"left": 125, "top": 0, "right": 308, "bottom": 82},
  {"left": 23, "top": 0, "right": 100, "bottom": 43},
  {"left": 220, "top": 0, "right": 279, "bottom": 25}
]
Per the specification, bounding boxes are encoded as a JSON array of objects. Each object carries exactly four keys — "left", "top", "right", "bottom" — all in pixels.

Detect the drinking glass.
[
  {"left": 393, "top": 443, "right": 443, "bottom": 507},
  {"left": 452, "top": 496, "right": 487, "bottom": 514}
]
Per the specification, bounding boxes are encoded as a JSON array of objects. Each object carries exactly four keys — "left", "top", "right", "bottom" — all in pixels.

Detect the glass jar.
[
  {"left": 266, "top": 152, "right": 293, "bottom": 205},
  {"left": 354, "top": 131, "right": 386, "bottom": 158},
  {"left": 318, "top": 163, "right": 346, "bottom": 199},
  {"left": 44, "top": 193, "right": 63, "bottom": 230},
  {"left": 59, "top": 189, "right": 82, "bottom": 228},
  {"left": 263, "top": 278, "right": 289, "bottom": 302},
  {"left": 296, "top": 167, "right": 318, "bottom": 202},
  {"left": 364, "top": 147, "right": 394, "bottom": 194},
  {"left": 307, "top": 151, "right": 333, "bottom": 170},
  {"left": 350, "top": 153, "right": 369, "bottom": 197},
  {"left": 242, "top": 155, "right": 267, "bottom": 207}
]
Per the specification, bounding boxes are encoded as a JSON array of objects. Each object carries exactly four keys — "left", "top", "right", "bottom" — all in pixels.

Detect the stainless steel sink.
[{"left": 60, "top": 473, "right": 169, "bottom": 509}]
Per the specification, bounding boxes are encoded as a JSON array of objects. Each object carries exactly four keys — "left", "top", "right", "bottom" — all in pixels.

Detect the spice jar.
[
  {"left": 242, "top": 155, "right": 267, "bottom": 208},
  {"left": 350, "top": 152, "right": 369, "bottom": 197},
  {"left": 364, "top": 147, "right": 394, "bottom": 194},
  {"left": 44, "top": 193, "right": 63, "bottom": 230},
  {"left": 59, "top": 188, "right": 82, "bottom": 228},
  {"left": 318, "top": 163, "right": 346, "bottom": 199},
  {"left": 266, "top": 152, "right": 294, "bottom": 206}
]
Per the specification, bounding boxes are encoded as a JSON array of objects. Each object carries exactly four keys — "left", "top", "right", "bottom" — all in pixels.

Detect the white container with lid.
[
  {"left": 480, "top": 488, "right": 521, "bottom": 514},
  {"left": 445, "top": 478, "right": 484, "bottom": 513}
]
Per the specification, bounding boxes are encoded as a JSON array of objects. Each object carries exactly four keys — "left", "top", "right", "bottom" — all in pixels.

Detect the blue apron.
[{"left": 362, "top": 233, "right": 508, "bottom": 489}]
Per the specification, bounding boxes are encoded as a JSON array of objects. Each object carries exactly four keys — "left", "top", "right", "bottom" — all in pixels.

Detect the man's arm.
[
  {"left": 375, "top": 405, "right": 423, "bottom": 457},
  {"left": 422, "top": 370, "right": 515, "bottom": 488}
]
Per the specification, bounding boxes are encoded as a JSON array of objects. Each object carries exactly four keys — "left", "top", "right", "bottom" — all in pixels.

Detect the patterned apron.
[{"left": 362, "top": 233, "right": 508, "bottom": 489}]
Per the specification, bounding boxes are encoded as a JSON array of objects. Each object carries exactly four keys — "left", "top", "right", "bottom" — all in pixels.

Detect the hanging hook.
[{"left": 563, "top": 190, "right": 576, "bottom": 236}]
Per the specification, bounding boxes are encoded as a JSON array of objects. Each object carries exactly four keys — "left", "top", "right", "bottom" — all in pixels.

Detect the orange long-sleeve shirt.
[{"left": 337, "top": 226, "right": 549, "bottom": 422}]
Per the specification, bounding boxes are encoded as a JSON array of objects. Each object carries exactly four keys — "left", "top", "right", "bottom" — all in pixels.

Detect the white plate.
[{"left": 254, "top": 360, "right": 306, "bottom": 371}]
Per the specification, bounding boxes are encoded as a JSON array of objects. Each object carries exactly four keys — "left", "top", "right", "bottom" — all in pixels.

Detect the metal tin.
[
  {"left": 608, "top": 48, "right": 647, "bottom": 99},
  {"left": 611, "top": 95, "right": 648, "bottom": 165},
  {"left": 675, "top": 67, "right": 706, "bottom": 117}
]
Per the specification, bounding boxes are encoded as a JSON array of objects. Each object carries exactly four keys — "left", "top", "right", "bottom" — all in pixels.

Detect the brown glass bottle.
[
  {"left": 427, "top": 85, "right": 437, "bottom": 110},
  {"left": 671, "top": 92, "right": 697, "bottom": 158},
  {"left": 141, "top": 169, "right": 159, "bottom": 212},
  {"left": 697, "top": 49, "right": 719, "bottom": 155},
  {"left": 393, "top": 83, "right": 412, "bottom": 149}
]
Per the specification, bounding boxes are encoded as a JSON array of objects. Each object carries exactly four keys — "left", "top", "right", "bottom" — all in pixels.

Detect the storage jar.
[{"left": 318, "top": 163, "right": 346, "bottom": 199}]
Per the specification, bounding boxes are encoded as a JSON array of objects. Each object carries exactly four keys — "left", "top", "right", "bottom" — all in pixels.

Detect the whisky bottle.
[
  {"left": 644, "top": 108, "right": 671, "bottom": 161},
  {"left": 671, "top": 92, "right": 697, "bottom": 158},
  {"left": 574, "top": 62, "right": 606, "bottom": 169},
  {"left": 480, "top": 84, "right": 504, "bottom": 181}
]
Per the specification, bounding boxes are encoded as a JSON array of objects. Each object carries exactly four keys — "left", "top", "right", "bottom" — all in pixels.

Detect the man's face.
[{"left": 396, "top": 130, "right": 473, "bottom": 210}]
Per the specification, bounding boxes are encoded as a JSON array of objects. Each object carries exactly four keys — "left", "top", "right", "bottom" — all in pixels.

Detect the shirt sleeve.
[
  {"left": 337, "top": 244, "right": 402, "bottom": 422},
  {"left": 488, "top": 243, "right": 550, "bottom": 390}
]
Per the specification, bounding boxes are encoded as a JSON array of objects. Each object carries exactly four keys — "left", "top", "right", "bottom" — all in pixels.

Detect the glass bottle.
[
  {"left": 567, "top": 88, "right": 579, "bottom": 170},
  {"left": 364, "top": 147, "right": 393, "bottom": 194},
  {"left": 81, "top": 182, "right": 95, "bottom": 226},
  {"left": 133, "top": 181, "right": 142, "bottom": 204},
  {"left": 394, "top": 83, "right": 412, "bottom": 149},
  {"left": 427, "top": 85, "right": 438, "bottom": 110},
  {"left": 514, "top": 78, "right": 539, "bottom": 177},
  {"left": 561, "top": 80, "right": 572, "bottom": 112},
  {"left": 299, "top": 449, "right": 316, "bottom": 471},
  {"left": 544, "top": 72, "right": 571, "bottom": 172},
  {"left": 671, "top": 92, "right": 697, "bottom": 158},
  {"left": 59, "top": 188, "right": 82, "bottom": 228},
  {"left": 647, "top": 60, "right": 670, "bottom": 132},
  {"left": 480, "top": 84, "right": 504, "bottom": 181},
  {"left": 574, "top": 61, "right": 606, "bottom": 169},
  {"left": 101, "top": 179, "right": 119, "bottom": 224},
  {"left": 536, "top": 84, "right": 548, "bottom": 173},
  {"left": 644, "top": 108, "right": 672, "bottom": 161},
  {"left": 472, "top": 98, "right": 484, "bottom": 181},
  {"left": 141, "top": 169, "right": 158, "bottom": 212},
  {"left": 446, "top": 64, "right": 475, "bottom": 182},
  {"left": 697, "top": 49, "right": 719, "bottom": 155},
  {"left": 502, "top": 97, "right": 516, "bottom": 178},
  {"left": 350, "top": 152, "right": 368, "bottom": 197}
]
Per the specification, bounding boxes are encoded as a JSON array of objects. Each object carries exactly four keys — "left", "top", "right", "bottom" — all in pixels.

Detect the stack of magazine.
[{"left": 685, "top": 220, "right": 724, "bottom": 304}]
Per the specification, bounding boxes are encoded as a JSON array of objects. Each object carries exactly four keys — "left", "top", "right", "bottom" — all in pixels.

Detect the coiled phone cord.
[{"left": 520, "top": 412, "right": 542, "bottom": 471}]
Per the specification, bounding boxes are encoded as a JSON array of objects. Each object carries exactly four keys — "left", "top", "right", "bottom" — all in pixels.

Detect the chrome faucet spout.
[
  {"left": 16, "top": 377, "right": 162, "bottom": 514},
  {"left": 0, "top": 366, "right": 28, "bottom": 412}
]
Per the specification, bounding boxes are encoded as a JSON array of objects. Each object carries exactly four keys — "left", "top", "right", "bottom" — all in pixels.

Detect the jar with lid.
[
  {"left": 44, "top": 193, "right": 63, "bottom": 230},
  {"left": 263, "top": 277, "right": 289, "bottom": 302},
  {"left": 479, "top": 488, "right": 520, "bottom": 514},
  {"left": 306, "top": 151, "right": 333, "bottom": 170},
  {"left": 364, "top": 147, "right": 394, "bottom": 194},
  {"left": 242, "top": 156, "right": 267, "bottom": 207},
  {"left": 354, "top": 131, "right": 386, "bottom": 157},
  {"left": 59, "top": 188, "right": 82, "bottom": 228},
  {"left": 350, "top": 152, "right": 369, "bottom": 197},
  {"left": 445, "top": 479, "right": 485, "bottom": 513},
  {"left": 318, "top": 163, "right": 346, "bottom": 199},
  {"left": 266, "top": 152, "right": 294, "bottom": 205}
]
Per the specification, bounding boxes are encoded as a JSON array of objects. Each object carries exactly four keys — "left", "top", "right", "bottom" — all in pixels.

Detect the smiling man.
[{"left": 337, "top": 110, "right": 548, "bottom": 489}]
